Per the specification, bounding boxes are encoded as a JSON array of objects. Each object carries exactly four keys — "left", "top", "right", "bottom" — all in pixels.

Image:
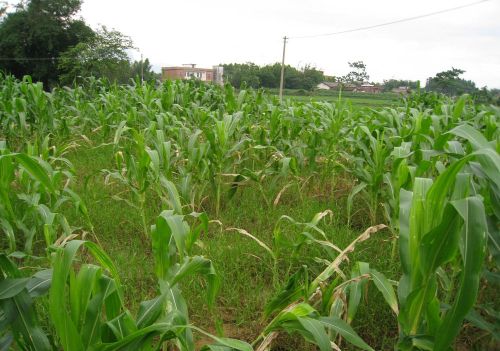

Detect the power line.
[{"left": 289, "top": 0, "right": 491, "bottom": 39}]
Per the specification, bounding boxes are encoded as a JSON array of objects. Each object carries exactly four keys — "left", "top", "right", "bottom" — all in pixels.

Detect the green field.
[
  {"left": 267, "top": 88, "right": 402, "bottom": 108},
  {"left": 1, "top": 76, "right": 499, "bottom": 351}
]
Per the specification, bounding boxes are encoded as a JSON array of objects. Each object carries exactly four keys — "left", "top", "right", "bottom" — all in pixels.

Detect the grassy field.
[{"left": 267, "top": 88, "right": 402, "bottom": 108}]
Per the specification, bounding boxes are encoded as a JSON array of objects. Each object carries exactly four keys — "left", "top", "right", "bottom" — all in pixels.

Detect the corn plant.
[
  {"left": 253, "top": 224, "right": 395, "bottom": 351},
  {"left": 0, "top": 141, "right": 91, "bottom": 254},
  {"left": 394, "top": 142, "right": 499, "bottom": 349},
  {"left": 203, "top": 112, "right": 248, "bottom": 215},
  {"left": 344, "top": 126, "right": 392, "bottom": 225}
]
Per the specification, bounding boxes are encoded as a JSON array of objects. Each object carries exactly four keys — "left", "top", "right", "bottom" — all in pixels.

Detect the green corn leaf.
[
  {"left": 448, "top": 124, "right": 491, "bottom": 151},
  {"left": 49, "top": 240, "right": 85, "bottom": 351},
  {"left": 100, "top": 323, "right": 253, "bottom": 351},
  {"left": 151, "top": 215, "right": 172, "bottom": 281},
  {"left": 2, "top": 292, "right": 51, "bottom": 351},
  {"left": 105, "top": 311, "right": 138, "bottom": 340},
  {"left": 26, "top": 269, "right": 52, "bottom": 297},
  {"left": 170, "top": 255, "right": 219, "bottom": 307},
  {"left": 164, "top": 285, "right": 194, "bottom": 349},
  {"left": 83, "top": 241, "right": 123, "bottom": 295},
  {"left": 0, "top": 256, "right": 51, "bottom": 351},
  {"left": 69, "top": 264, "right": 101, "bottom": 329},
  {"left": 15, "top": 154, "right": 55, "bottom": 193},
  {"left": 159, "top": 176, "right": 183, "bottom": 215},
  {"left": 158, "top": 210, "right": 189, "bottom": 258},
  {"left": 452, "top": 95, "right": 467, "bottom": 119},
  {"left": 426, "top": 149, "right": 499, "bottom": 229},
  {"left": 145, "top": 147, "right": 160, "bottom": 174},
  {"left": 136, "top": 293, "right": 166, "bottom": 329},
  {"left": 98, "top": 322, "right": 172, "bottom": 351},
  {"left": 201, "top": 346, "right": 233, "bottom": 351},
  {"left": 296, "top": 316, "right": 331, "bottom": 351},
  {"left": 319, "top": 316, "right": 374, "bottom": 351},
  {"left": 434, "top": 196, "right": 488, "bottom": 350},
  {"left": 264, "top": 266, "right": 307, "bottom": 319},
  {"left": 265, "top": 303, "right": 317, "bottom": 332},
  {"left": 0, "top": 278, "right": 29, "bottom": 299},
  {"left": 370, "top": 269, "right": 399, "bottom": 315},
  {"left": 0, "top": 219, "right": 16, "bottom": 253},
  {"left": 186, "top": 211, "right": 208, "bottom": 254},
  {"left": 191, "top": 325, "right": 253, "bottom": 351},
  {"left": 113, "top": 120, "right": 129, "bottom": 146},
  {"left": 398, "top": 188, "right": 412, "bottom": 303},
  {"left": 82, "top": 276, "right": 119, "bottom": 348},
  {"left": 419, "top": 205, "right": 462, "bottom": 276},
  {"left": 347, "top": 182, "right": 367, "bottom": 225},
  {"left": 347, "top": 262, "right": 370, "bottom": 323},
  {"left": 49, "top": 240, "right": 123, "bottom": 350}
]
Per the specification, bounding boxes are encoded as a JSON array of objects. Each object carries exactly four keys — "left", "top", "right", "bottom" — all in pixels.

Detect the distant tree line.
[
  {"left": 222, "top": 63, "right": 324, "bottom": 90},
  {"left": 426, "top": 68, "right": 477, "bottom": 95},
  {"left": 425, "top": 68, "right": 499, "bottom": 104},
  {"left": 0, "top": 0, "right": 158, "bottom": 88},
  {"left": 382, "top": 79, "right": 419, "bottom": 92}
]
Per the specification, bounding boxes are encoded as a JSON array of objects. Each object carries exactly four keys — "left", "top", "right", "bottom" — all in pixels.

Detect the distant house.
[
  {"left": 342, "top": 83, "right": 357, "bottom": 92},
  {"left": 316, "top": 81, "right": 356, "bottom": 91},
  {"left": 355, "top": 83, "right": 382, "bottom": 93},
  {"left": 317, "top": 82, "right": 340, "bottom": 90},
  {"left": 392, "top": 86, "right": 411, "bottom": 94},
  {"left": 161, "top": 64, "right": 223, "bottom": 84}
]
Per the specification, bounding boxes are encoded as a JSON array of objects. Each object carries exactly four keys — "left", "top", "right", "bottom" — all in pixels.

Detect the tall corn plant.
[
  {"left": 203, "top": 112, "right": 248, "bottom": 216},
  {"left": 395, "top": 142, "right": 500, "bottom": 350},
  {"left": 344, "top": 126, "right": 392, "bottom": 225},
  {"left": 0, "top": 141, "right": 91, "bottom": 254},
  {"left": 105, "top": 124, "right": 179, "bottom": 236}
]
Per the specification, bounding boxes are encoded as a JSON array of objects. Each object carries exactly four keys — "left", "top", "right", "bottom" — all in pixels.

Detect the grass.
[
  {"left": 290, "top": 94, "right": 399, "bottom": 107},
  {"left": 265, "top": 88, "right": 401, "bottom": 108},
  {"left": 63, "top": 134, "right": 401, "bottom": 350}
]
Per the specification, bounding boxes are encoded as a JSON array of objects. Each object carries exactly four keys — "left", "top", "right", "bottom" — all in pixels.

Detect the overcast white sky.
[{"left": 79, "top": 0, "right": 500, "bottom": 87}]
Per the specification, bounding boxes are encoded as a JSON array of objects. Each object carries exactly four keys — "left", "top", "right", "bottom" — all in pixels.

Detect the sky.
[{"left": 76, "top": 0, "right": 499, "bottom": 88}]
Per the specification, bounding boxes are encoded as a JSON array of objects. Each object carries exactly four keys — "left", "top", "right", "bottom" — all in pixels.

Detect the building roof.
[
  {"left": 162, "top": 66, "right": 214, "bottom": 72},
  {"left": 322, "top": 81, "right": 340, "bottom": 88}
]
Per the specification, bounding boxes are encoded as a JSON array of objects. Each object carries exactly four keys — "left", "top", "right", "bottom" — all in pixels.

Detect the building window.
[{"left": 185, "top": 71, "right": 202, "bottom": 79}]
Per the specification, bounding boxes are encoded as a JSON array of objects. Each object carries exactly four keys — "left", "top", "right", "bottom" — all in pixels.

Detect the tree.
[
  {"left": 222, "top": 63, "right": 260, "bottom": 88},
  {"left": 59, "top": 26, "right": 135, "bottom": 84},
  {"left": 382, "top": 79, "right": 419, "bottom": 92},
  {"left": 301, "top": 65, "right": 324, "bottom": 90},
  {"left": 342, "top": 61, "right": 369, "bottom": 84},
  {"left": 425, "top": 68, "right": 477, "bottom": 96},
  {"left": 129, "top": 58, "right": 159, "bottom": 81},
  {"left": 222, "top": 62, "right": 324, "bottom": 90},
  {"left": 0, "top": 1, "right": 8, "bottom": 17},
  {"left": 257, "top": 63, "right": 280, "bottom": 88},
  {"left": 0, "top": 0, "right": 94, "bottom": 87}
]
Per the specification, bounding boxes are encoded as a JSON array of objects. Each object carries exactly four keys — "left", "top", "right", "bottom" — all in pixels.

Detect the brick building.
[
  {"left": 355, "top": 83, "right": 383, "bottom": 93},
  {"left": 161, "top": 64, "right": 223, "bottom": 84}
]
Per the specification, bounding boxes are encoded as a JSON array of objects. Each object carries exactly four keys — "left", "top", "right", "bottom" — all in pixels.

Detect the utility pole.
[{"left": 279, "top": 36, "right": 287, "bottom": 103}]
